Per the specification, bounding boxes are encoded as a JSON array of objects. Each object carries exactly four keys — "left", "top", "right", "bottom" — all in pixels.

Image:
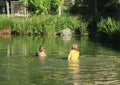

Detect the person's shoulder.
[
  {"left": 73, "top": 50, "right": 79, "bottom": 53},
  {"left": 69, "top": 50, "right": 74, "bottom": 52},
  {"left": 39, "top": 52, "right": 47, "bottom": 57}
]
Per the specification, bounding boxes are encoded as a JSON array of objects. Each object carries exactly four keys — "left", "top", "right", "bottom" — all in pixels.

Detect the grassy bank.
[
  {"left": 1, "top": 14, "right": 120, "bottom": 45},
  {"left": 0, "top": 15, "right": 88, "bottom": 36}
]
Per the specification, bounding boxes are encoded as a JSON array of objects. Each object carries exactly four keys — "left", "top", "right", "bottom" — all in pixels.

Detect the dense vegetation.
[
  {"left": 0, "top": 15, "right": 88, "bottom": 35},
  {"left": 88, "top": 16, "right": 120, "bottom": 42},
  {"left": 0, "top": 0, "right": 120, "bottom": 45}
]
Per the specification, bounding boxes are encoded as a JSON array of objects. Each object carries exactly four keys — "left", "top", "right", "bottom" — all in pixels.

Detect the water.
[{"left": 0, "top": 35, "right": 120, "bottom": 85}]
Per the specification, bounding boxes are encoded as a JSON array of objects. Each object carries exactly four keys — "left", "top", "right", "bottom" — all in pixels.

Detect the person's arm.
[{"left": 68, "top": 50, "right": 71, "bottom": 60}]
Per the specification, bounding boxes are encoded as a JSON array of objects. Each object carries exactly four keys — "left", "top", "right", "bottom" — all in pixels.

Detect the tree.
[
  {"left": 6, "top": 0, "right": 10, "bottom": 17},
  {"left": 74, "top": 0, "right": 120, "bottom": 16},
  {"left": 58, "top": 0, "right": 64, "bottom": 16},
  {"left": 97, "top": 0, "right": 120, "bottom": 15},
  {"left": 28, "top": 0, "right": 59, "bottom": 14},
  {"left": 19, "top": 0, "right": 28, "bottom": 7}
]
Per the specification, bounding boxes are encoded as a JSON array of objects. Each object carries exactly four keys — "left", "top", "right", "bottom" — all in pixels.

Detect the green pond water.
[{"left": 0, "top": 35, "right": 120, "bottom": 85}]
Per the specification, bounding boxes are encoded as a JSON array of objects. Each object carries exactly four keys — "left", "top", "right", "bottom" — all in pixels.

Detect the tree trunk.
[
  {"left": 6, "top": 0, "right": 10, "bottom": 17},
  {"left": 59, "top": 6, "right": 62, "bottom": 16},
  {"left": 58, "top": 0, "right": 64, "bottom": 16}
]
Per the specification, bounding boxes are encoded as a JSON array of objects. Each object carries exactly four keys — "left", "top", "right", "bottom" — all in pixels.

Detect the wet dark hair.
[
  {"left": 39, "top": 45, "right": 45, "bottom": 52},
  {"left": 35, "top": 52, "right": 39, "bottom": 57}
]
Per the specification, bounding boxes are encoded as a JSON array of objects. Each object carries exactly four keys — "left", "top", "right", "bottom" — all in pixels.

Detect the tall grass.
[
  {"left": 0, "top": 15, "right": 13, "bottom": 29},
  {"left": 97, "top": 17, "right": 120, "bottom": 43},
  {"left": 0, "top": 15, "right": 88, "bottom": 35},
  {"left": 13, "top": 15, "right": 85, "bottom": 35},
  {"left": 79, "top": 19, "right": 88, "bottom": 35},
  {"left": 97, "top": 17, "right": 120, "bottom": 35}
]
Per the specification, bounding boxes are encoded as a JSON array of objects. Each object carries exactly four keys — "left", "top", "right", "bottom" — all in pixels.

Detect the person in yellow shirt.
[{"left": 68, "top": 43, "right": 80, "bottom": 60}]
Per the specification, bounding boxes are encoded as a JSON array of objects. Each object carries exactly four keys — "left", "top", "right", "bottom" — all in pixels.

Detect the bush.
[
  {"left": 0, "top": 15, "right": 88, "bottom": 36},
  {"left": 97, "top": 17, "right": 120, "bottom": 36},
  {"left": 0, "top": 15, "right": 13, "bottom": 29}
]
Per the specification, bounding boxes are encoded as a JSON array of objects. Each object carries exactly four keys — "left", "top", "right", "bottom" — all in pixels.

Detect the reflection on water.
[
  {"left": 38, "top": 57, "right": 46, "bottom": 65},
  {"left": 80, "top": 56, "right": 120, "bottom": 85},
  {"left": 0, "top": 34, "right": 11, "bottom": 40},
  {"left": 0, "top": 36, "right": 120, "bottom": 85},
  {"left": 68, "top": 60, "right": 80, "bottom": 85},
  {"left": 62, "top": 35, "right": 72, "bottom": 41}
]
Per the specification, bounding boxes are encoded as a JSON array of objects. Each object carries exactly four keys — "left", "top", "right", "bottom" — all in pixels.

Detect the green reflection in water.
[{"left": 0, "top": 35, "right": 120, "bottom": 85}]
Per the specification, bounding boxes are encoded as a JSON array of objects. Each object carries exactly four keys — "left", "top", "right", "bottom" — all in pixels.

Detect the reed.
[
  {"left": 97, "top": 17, "right": 120, "bottom": 36},
  {"left": 0, "top": 15, "right": 88, "bottom": 35},
  {"left": 0, "top": 15, "right": 13, "bottom": 29}
]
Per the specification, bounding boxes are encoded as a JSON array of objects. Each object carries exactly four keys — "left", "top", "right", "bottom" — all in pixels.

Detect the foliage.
[
  {"left": 95, "top": 17, "right": 120, "bottom": 43},
  {"left": 97, "top": 17, "right": 120, "bottom": 35},
  {"left": 79, "top": 19, "right": 88, "bottom": 35},
  {"left": 70, "top": 0, "right": 120, "bottom": 16},
  {"left": 18, "top": 0, "right": 119, "bottom": 16},
  {"left": 42, "top": 15, "right": 56, "bottom": 35},
  {"left": 50, "top": 0, "right": 59, "bottom": 12},
  {"left": 19, "top": 0, "right": 28, "bottom": 7},
  {"left": 11, "top": 15, "right": 83, "bottom": 35},
  {"left": 0, "top": 15, "right": 13, "bottom": 29},
  {"left": 55, "top": 15, "right": 81, "bottom": 32},
  {"left": 13, "top": 16, "right": 45, "bottom": 35},
  {"left": 29, "top": 0, "right": 59, "bottom": 14}
]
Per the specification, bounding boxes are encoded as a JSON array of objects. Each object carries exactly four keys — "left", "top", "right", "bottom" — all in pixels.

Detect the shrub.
[
  {"left": 97, "top": 17, "right": 120, "bottom": 36},
  {"left": 0, "top": 15, "right": 13, "bottom": 29}
]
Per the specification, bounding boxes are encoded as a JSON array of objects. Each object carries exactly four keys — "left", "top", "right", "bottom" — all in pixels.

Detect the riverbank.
[
  {"left": 0, "top": 14, "right": 88, "bottom": 36},
  {"left": 0, "top": 14, "right": 120, "bottom": 47}
]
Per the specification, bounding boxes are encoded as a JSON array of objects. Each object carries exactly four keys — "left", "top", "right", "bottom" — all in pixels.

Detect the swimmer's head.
[
  {"left": 39, "top": 45, "right": 45, "bottom": 52},
  {"left": 72, "top": 43, "right": 78, "bottom": 50}
]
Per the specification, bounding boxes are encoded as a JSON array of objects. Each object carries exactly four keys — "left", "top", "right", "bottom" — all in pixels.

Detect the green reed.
[
  {"left": 0, "top": 15, "right": 13, "bottom": 29},
  {"left": 0, "top": 15, "right": 88, "bottom": 35},
  {"left": 97, "top": 17, "right": 120, "bottom": 37},
  {"left": 12, "top": 15, "right": 85, "bottom": 35}
]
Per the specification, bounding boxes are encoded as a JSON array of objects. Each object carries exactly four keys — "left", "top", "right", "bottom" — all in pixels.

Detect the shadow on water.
[
  {"left": 38, "top": 57, "right": 47, "bottom": 65},
  {"left": 88, "top": 37, "right": 120, "bottom": 53}
]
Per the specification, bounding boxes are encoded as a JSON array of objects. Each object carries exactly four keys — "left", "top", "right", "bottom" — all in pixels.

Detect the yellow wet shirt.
[{"left": 68, "top": 50, "right": 80, "bottom": 60}]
